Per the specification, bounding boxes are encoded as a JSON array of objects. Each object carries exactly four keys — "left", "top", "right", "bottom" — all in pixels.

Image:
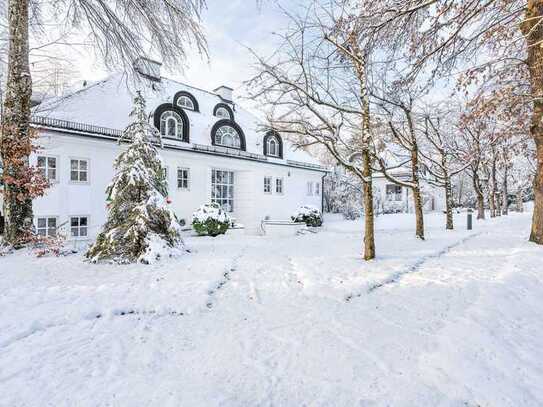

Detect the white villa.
[{"left": 0, "top": 58, "right": 327, "bottom": 240}]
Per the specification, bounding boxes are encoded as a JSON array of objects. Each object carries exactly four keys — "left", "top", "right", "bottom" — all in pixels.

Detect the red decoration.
[{"left": 166, "top": 197, "right": 172, "bottom": 204}]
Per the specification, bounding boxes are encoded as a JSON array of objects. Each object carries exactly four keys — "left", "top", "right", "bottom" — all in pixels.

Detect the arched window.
[
  {"left": 214, "top": 125, "right": 241, "bottom": 148},
  {"left": 216, "top": 107, "right": 230, "bottom": 119},
  {"left": 213, "top": 103, "right": 234, "bottom": 120},
  {"left": 160, "top": 111, "right": 183, "bottom": 139},
  {"left": 263, "top": 131, "right": 283, "bottom": 158},
  {"left": 173, "top": 91, "right": 199, "bottom": 112},
  {"left": 177, "top": 95, "right": 194, "bottom": 110},
  {"left": 267, "top": 136, "right": 279, "bottom": 157}
]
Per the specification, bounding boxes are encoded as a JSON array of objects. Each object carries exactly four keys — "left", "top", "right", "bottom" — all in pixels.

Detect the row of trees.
[{"left": 246, "top": 0, "right": 540, "bottom": 260}]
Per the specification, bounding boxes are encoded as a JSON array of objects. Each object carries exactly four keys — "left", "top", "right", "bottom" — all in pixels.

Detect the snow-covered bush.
[
  {"left": 192, "top": 203, "right": 231, "bottom": 236},
  {"left": 291, "top": 205, "right": 323, "bottom": 227}
]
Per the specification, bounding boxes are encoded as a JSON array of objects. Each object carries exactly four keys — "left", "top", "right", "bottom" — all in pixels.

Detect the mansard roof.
[{"left": 33, "top": 73, "right": 320, "bottom": 166}]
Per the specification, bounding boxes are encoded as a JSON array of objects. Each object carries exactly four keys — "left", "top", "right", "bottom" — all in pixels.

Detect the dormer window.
[
  {"left": 263, "top": 130, "right": 283, "bottom": 158},
  {"left": 213, "top": 103, "right": 234, "bottom": 120},
  {"left": 211, "top": 119, "right": 246, "bottom": 150},
  {"left": 177, "top": 95, "right": 194, "bottom": 110},
  {"left": 215, "top": 125, "right": 241, "bottom": 148},
  {"left": 173, "top": 91, "right": 199, "bottom": 112},
  {"left": 267, "top": 136, "right": 279, "bottom": 157},
  {"left": 160, "top": 111, "right": 183, "bottom": 139},
  {"left": 216, "top": 107, "right": 230, "bottom": 119}
]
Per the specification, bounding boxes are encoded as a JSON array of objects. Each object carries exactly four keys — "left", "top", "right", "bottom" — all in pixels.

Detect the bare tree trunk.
[
  {"left": 517, "top": 192, "right": 524, "bottom": 212},
  {"left": 1, "top": 0, "right": 33, "bottom": 245},
  {"left": 502, "top": 165, "right": 509, "bottom": 215},
  {"left": 522, "top": 0, "right": 543, "bottom": 244},
  {"left": 490, "top": 157, "right": 497, "bottom": 218},
  {"left": 473, "top": 171, "right": 485, "bottom": 220},
  {"left": 362, "top": 149, "right": 375, "bottom": 260},
  {"left": 444, "top": 176, "right": 454, "bottom": 230},
  {"left": 410, "top": 142, "right": 425, "bottom": 239}
]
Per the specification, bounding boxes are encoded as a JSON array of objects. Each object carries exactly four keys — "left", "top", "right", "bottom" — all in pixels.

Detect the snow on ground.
[{"left": 1, "top": 211, "right": 542, "bottom": 406}]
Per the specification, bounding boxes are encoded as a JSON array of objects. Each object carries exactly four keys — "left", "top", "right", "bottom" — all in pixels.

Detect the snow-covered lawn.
[{"left": 1, "top": 211, "right": 542, "bottom": 406}]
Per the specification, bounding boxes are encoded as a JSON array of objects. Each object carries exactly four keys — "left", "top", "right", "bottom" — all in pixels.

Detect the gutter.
[{"left": 321, "top": 172, "right": 327, "bottom": 213}]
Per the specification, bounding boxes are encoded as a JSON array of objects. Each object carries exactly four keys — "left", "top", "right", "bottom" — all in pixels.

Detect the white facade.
[{"left": 1, "top": 70, "right": 327, "bottom": 240}]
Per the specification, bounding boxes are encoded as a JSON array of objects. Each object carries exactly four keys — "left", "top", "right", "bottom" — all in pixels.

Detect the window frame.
[
  {"left": 36, "top": 155, "right": 59, "bottom": 183},
  {"left": 69, "top": 157, "right": 90, "bottom": 184},
  {"left": 159, "top": 111, "right": 184, "bottom": 140},
  {"left": 70, "top": 215, "right": 89, "bottom": 239},
  {"left": 177, "top": 167, "right": 190, "bottom": 190},
  {"left": 386, "top": 184, "right": 403, "bottom": 201},
  {"left": 314, "top": 181, "right": 320, "bottom": 196},
  {"left": 211, "top": 168, "right": 234, "bottom": 212},
  {"left": 275, "top": 177, "right": 284, "bottom": 194},
  {"left": 177, "top": 95, "right": 195, "bottom": 110},
  {"left": 264, "top": 176, "right": 272, "bottom": 194},
  {"left": 36, "top": 216, "right": 58, "bottom": 237},
  {"left": 214, "top": 125, "right": 242, "bottom": 149},
  {"left": 267, "top": 137, "right": 280, "bottom": 157},
  {"left": 307, "top": 181, "right": 313, "bottom": 196}
]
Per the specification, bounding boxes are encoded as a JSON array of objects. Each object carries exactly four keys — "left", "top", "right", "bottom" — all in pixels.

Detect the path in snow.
[{"left": 0, "top": 211, "right": 542, "bottom": 406}]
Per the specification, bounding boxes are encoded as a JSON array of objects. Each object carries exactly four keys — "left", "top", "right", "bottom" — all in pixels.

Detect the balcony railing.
[{"left": 31, "top": 115, "right": 122, "bottom": 138}]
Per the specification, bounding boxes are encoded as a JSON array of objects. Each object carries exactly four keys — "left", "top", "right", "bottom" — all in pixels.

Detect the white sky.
[{"left": 75, "top": 1, "right": 293, "bottom": 97}]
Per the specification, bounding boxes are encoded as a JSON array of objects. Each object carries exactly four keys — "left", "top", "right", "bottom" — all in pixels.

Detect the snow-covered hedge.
[
  {"left": 291, "top": 205, "right": 323, "bottom": 227},
  {"left": 192, "top": 203, "right": 231, "bottom": 236}
]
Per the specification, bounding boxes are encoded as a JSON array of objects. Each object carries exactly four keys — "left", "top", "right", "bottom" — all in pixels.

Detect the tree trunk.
[
  {"left": 1, "top": 0, "right": 33, "bottom": 245},
  {"left": 517, "top": 192, "right": 524, "bottom": 212},
  {"left": 362, "top": 149, "right": 375, "bottom": 260},
  {"left": 502, "top": 165, "right": 509, "bottom": 215},
  {"left": 410, "top": 146, "right": 424, "bottom": 239},
  {"left": 473, "top": 171, "right": 485, "bottom": 220},
  {"left": 522, "top": 0, "right": 543, "bottom": 244},
  {"left": 444, "top": 177, "right": 454, "bottom": 230}
]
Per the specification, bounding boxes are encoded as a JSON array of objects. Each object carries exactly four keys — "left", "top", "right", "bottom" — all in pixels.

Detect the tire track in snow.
[{"left": 346, "top": 232, "right": 482, "bottom": 302}]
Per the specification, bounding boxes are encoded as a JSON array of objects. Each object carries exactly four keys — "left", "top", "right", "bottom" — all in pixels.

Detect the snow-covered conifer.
[{"left": 86, "top": 92, "right": 183, "bottom": 264}]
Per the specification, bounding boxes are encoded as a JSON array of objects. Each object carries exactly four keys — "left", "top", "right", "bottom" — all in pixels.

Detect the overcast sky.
[{"left": 75, "top": 1, "right": 294, "bottom": 96}]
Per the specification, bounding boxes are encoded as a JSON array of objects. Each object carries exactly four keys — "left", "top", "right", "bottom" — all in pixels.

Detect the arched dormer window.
[
  {"left": 153, "top": 104, "right": 190, "bottom": 142},
  {"left": 213, "top": 103, "right": 234, "bottom": 120},
  {"left": 160, "top": 111, "right": 183, "bottom": 139},
  {"left": 263, "top": 131, "right": 283, "bottom": 159},
  {"left": 173, "top": 91, "right": 199, "bottom": 112},
  {"left": 211, "top": 119, "right": 246, "bottom": 150}
]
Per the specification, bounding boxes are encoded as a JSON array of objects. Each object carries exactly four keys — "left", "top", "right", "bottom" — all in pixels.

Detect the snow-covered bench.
[{"left": 260, "top": 220, "right": 306, "bottom": 236}]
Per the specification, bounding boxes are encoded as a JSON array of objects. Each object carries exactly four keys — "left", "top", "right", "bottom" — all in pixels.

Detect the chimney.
[
  {"left": 214, "top": 85, "right": 233, "bottom": 102},
  {"left": 134, "top": 57, "right": 162, "bottom": 81}
]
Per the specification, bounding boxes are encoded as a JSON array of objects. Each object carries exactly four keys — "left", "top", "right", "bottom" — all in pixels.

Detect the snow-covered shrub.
[
  {"left": 192, "top": 203, "right": 231, "bottom": 236},
  {"left": 382, "top": 200, "right": 404, "bottom": 214},
  {"left": 291, "top": 205, "right": 323, "bottom": 227},
  {"left": 86, "top": 92, "right": 184, "bottom": 264}
]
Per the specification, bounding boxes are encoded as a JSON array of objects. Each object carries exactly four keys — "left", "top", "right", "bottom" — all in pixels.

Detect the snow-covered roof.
[{"left": 33, "top": 73, "right": 321, "bottom": 166}]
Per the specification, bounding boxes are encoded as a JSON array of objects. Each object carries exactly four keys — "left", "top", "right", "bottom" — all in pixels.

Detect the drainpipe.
[{"left": 321, "top": 172, "right": 328, "bottom": 214}]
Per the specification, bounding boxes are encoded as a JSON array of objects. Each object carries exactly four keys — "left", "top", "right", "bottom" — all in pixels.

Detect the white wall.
[
  {"left": 30, "top": 130, "right": 325, "bottom": 239},
  {"left": 373, "top": 177, "right": 445, "bottom": 214}
]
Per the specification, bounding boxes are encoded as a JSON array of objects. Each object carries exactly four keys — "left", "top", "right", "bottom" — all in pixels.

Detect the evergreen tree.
[{"left": 86, "top": 92, "right": 183, "bottom": 264}]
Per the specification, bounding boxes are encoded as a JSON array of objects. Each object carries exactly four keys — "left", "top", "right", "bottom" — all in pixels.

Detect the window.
[
  {"left": 307, "top": 181, "right": 313, "bottom": 196},
  {"left": 36, "top": 217, "right": 57, "bottom": 237},
  {"left": 160, "top": 111, "right": 183, "bottom": 139},
  {"left": 177, "top": 95, "right": 195, "bottom": 110},
  {"left": 214, "top": 125, "right": 241, "bottom": 148},
  {"left": 386, "top": 184, "right": 402, "bottom": 201},
  {"left": 70, "top": 159, "right": 88, "bottom": 182},
  {"left": 177, "top": 168, "right": 190, "bottom": 190},
  {"left": 264, "top": 176, "right": 272, "bottom": 194},
  {"left": 267, "top": 137, "right": 279, "bottom": 157},
  {"left": 215, "top": 107, "right": 231, "bottom": 119},
  {"left": 212, "top": 169, "right": 234, "bottom": 212},
  {"left": 276, "top": 178, "right": 284, "bottom": 194},
  {"left": 315, "top": 182, "right": 320, "bottom": 195},
  {"left": 37, "top": 156, "right": 57, "bottom": 181},
  {"left": 70, "top": 216, "right": 88, "bottom": 238}
]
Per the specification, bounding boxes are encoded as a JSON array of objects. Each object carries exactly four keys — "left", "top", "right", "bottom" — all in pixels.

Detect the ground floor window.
[
  {"left": 276, "top": 178, "right": 284, "bottom": 194},
  {"left": 177, "top": 168, "right": 190, "bottom": 190},
  {"left": 70, "top": 216, "right": 88, "bottom": 238},
  {"left": 386, "top": 184, "right": 402, "bottom": 201},
  {"left": 36, "top": 217, "right": 57, "bottom": 237},
  {"left": 212, "top": 169, "right": 234, "bottom": 212},
  {"left": 37, "top": 156, "right": 57, "bottom": 182},
  {"left": 314, "top": 182, "right": 320, "bottom": 195},
  {"left": 307, "top": 181, "right": 313, "bottom": 196},
  {"left": 264, "top": 176, "right": 272, "bottom": 194}
]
